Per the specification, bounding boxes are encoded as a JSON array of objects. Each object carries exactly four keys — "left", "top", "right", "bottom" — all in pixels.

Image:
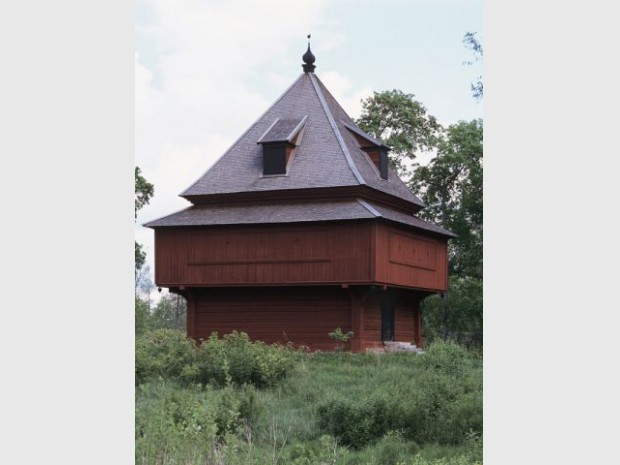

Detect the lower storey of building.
[{"left": 177, "top": 285, "right": 434, "bottom": 352}]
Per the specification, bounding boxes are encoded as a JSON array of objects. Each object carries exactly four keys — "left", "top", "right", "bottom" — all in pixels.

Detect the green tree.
[
  {"left": 135, "top": 166, "right": 154, "bottom": 218},
  {"left": 135, "top": 166, "right": 155, "bottom": 336},
  {"left": 151, "top": 292, "right": 187, "bottom": 331},
  {"left": 356, "top": 90, "right": 442, "bottom": 177},
  {"left": 412, "top": 119, "right": 483, "bottom": 279},
  {"left": 135, "top": 166, "right": 154, "bottom": 273},
  {"left": 422, "top": 276, "right": 483, "bottom": 347},
  {"left": 135, "top": 295, "right": 151, "bottom": 336},
  {"left": 413, "top": 119, "right": 482, "bottom": 343}
]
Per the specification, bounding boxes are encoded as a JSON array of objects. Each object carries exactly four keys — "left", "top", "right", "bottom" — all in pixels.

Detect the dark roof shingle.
[
  {"left": 145, "top": 199, "right": 454, "bottom": 238},
  {"left": 180, "top": 73, "right": 424, "bottom": 209}
]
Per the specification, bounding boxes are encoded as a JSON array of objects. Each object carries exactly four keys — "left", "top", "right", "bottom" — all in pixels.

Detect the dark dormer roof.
[
  {"left": 181, "top": 72, "right": 424, "bottom": 210},
  {"left": 257, "top": 116, "right": 307, "bottom": 144},
  {"left": 341, "top": 120, "right": 389, "bottom": 150}
]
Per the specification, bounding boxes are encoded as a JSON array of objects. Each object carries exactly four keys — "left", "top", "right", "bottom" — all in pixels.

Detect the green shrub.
[
  {"left": 136, "top": 329, "right": 294, "bottom": 388},
  {"left": 280, "top": 435, "right": 345, "bottom": 465},
  {"left": 195, "top": 331, "right": 294, "bottom": 388},
  {"left": 135, "top": 329, "right": 196, "bottom": 385},
  {"left": 408, "top": 453, "right": 483, "bottom": 465},
  {"left": 316, "top": 358, "right": 481, "bottom": 448},
  {"left": 235, "top": 383, "right": 263, "bottom": 429},
  {"left": 328, "top": 327, "right": 354, "bottom": 352},
  {"left": 419, "top": 339, "right": 470, "bottom": 377},
  {"left": 213, "top": 385, "right": 242, "bottom": 437},
  {"left": 135, "top": 381, "right": 265, "bottom": 464},
  {"left": 317, "top": 394, "right": 392, "bottom": 449},
  {"left": 135, "top": 382, "right": 219, "bottom": 464},
  {"left": 375, "top": 436, "right": 419, "bottom": 465}
]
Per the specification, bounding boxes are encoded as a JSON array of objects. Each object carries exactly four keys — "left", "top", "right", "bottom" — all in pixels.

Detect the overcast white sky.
[{"left": 135, "top": 0, "right": 483, "bottom": 287}]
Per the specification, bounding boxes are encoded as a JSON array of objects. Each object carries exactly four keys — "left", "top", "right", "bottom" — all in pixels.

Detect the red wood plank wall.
[
  {"left": 394, "top": 302, "right": 415, "bottom": 343},
  {"left": 186, "top": 285, "right": 427, "bottom": 351},
  {"left": 374, "top": 224, "right": 448, "bottom": 291},
  {"left": 189, "top": 287, "right": 353, "bottom": 351},
  {"left": 155, "top": 221, "right": 449, "bottom": 292},
  {"left": 362, "top": 294, "right": 382, "bottom": 349},
  {"left": 155, "top": 223, "right": 372, "bottom": 287}
]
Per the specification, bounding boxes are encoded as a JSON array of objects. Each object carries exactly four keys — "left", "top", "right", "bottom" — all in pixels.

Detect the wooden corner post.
[
  {"left": 413, "top": 295, "right": 424, "bottom": 349},
  {"left": 349, "top": 288, "right": 366, "bottom": 352}
]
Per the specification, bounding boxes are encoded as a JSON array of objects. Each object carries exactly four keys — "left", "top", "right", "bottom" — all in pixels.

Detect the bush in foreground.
[
  {"left": 316, "top": 340, "right": 482, "bottom": 449},
  {"left": 135, "top": 329, "right": 294, "bottom": 388},
  {"left": 135, "top": 381, "right": 262, "bottom": 465}
]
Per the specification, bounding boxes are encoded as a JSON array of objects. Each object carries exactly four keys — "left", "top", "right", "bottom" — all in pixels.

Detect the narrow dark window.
[
  {"left": 379, "top": 148, "right": 388, "bottom": 180},
  {"left": 381, "top": 300, "right": 395, "bottom": 341},
  {"left": 262, "top": 143, "right": 288, "bottom": 175}
]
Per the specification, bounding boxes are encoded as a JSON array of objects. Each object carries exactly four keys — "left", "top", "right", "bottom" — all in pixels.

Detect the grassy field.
[{"left": 135, "top": 331, "right": 482, "bottom": 465}]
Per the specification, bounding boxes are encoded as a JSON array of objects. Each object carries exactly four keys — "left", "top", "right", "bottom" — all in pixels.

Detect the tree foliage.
[
  {"left": 135, "top": 242, "right": 147, "bottom": 274},
  {"left": 135, "top": 166, "right": 157, "bottom": 335},
  {"left": 135, "top": 166, "right": 154, "bottom": 219},
  {"left": 135, "top": 166, "right": 154, "bottom": 272},
  {"left": 422, "top": 276, "right": 483, "bottom": 347},
  {"left": 412, "top": 119, "right": 483, "bottom": 279},
  {"left": 151, "top": 293, "right": 187, "bottom": 331},
  {"left": 356, "top": 90, "right": 442, "bottom": 177},
  {"left": 136, "top": 290, "right": 188, "bottom": 336},
  {"left": 135, "top": 295, "right": 151, "bottom": 336}
]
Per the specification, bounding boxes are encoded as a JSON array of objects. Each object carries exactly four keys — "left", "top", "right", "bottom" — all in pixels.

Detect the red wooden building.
[{"left": 145, "top": 44, "right": 454, "bottom": 352}]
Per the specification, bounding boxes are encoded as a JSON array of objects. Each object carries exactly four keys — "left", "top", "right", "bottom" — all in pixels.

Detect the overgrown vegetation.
[
  {"left": 135, "top": 334, "right": 482, "bottom": 464},
  {"left": 136, "top": 292, "right": 188, "bottom": 336},
  {"left": 136, "top": 329, "right": 294, "bottom": 388}
]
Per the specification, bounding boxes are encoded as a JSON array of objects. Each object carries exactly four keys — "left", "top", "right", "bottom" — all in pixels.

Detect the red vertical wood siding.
[
  {"left": 349, "top": 290, "right": 365, "bottom": 352},
  {"left": 155, "top": 221, "right": 449, "bottom": 292},
  {"left": 362, "top": 292, "right": 382, "bottom": 349},
  {"left": 184, "top": 286, "right": 431, "bottom": 352},
  {"left": 191, "top": 287, "right": 352, "bottom": 351},
  {"left": 413, "top": 301, "right": 424, "bottom": 348},
  {"left": 394, "top": 303, "right": 415, "bottom": 343},
  {"left": 154, "top": 223, "right": 372, "bottom": 287},
  {"left": 374, "top": 224, "right": 448, "bottom": 291}
]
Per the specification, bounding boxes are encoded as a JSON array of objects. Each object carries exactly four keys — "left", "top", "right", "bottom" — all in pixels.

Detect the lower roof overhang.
[{"left": 144, "top": 198, "right": 455, "bottom": 239}]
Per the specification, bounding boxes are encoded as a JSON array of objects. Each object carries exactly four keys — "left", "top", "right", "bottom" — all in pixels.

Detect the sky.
[{"left": 135, "top": 0, "right": 483, "bottom": 291}]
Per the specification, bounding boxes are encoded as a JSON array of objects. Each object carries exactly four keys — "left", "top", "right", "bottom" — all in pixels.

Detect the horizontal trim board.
[{"left": 188, "top": 258, "right": 331, "bottom": 266}]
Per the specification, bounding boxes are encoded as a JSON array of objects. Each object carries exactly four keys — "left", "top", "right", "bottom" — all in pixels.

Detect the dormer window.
[
  {"left": 363, "top": 147, "right": 389, "bottom": 180},
  {"left": 342, "top": 121, "right": 390, "bottom": 180},
  {"left": 257, "top": 116, "right": 307, "bottom": 175}
]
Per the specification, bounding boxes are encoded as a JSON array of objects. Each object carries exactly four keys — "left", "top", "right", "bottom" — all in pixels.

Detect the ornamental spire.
[{"left": 302, "top": 34, "right": 316, "bottom": 73}]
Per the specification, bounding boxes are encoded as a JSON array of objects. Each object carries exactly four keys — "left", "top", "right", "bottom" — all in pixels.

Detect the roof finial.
[{"left": 302, "top": 34, "right": 316, "bottom": 73}]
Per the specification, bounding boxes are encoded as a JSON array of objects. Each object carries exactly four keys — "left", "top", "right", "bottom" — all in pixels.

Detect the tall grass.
[{"left": 135, "top": 334, "right": 482, "bottom": 464}]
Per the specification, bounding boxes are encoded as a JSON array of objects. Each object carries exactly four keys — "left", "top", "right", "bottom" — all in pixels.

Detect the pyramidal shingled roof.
[
  {"left": 146, "top": 53, "right": 455, "bottom": 238},
  {"left": 180, "top": 72, "right": 424, "bottom": 208}
]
